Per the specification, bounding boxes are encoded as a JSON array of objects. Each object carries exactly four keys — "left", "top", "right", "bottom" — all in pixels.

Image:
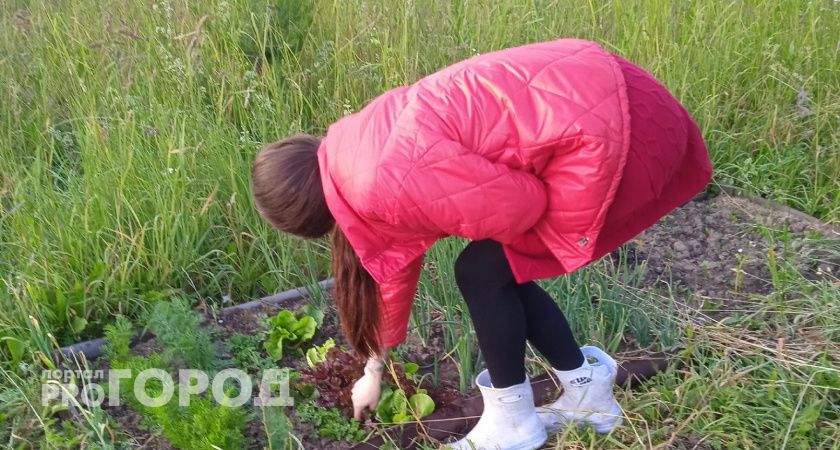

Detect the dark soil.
[
  {"left": 106, "top": 402, "right": 177, "bottom": 450},
  {"left": 629, "top": 193, "right": 838, "bottom": 311},
  {"left": 400, "top": 319, "right": 466, "bottom": 398}
]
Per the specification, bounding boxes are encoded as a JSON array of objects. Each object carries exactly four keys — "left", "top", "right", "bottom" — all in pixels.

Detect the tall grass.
[
  {"left": 0, "top": 0, "right": 838, "bottom": 446},
  {"left": 0, "top": 0, "right": 333, "bottom": 348},
  {"left": 2, "top": 0, "right": 837, "bottom": 350}
]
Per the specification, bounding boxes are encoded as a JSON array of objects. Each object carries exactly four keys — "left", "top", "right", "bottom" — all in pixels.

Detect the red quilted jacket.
[{"left": 317, "top": 39, "right": 712, "bottom": 348}]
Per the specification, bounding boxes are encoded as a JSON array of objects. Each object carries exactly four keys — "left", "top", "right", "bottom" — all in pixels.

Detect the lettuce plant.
[
  {"left": 299, "top": 347, "right": 366, "bottom": 414},
  {"left": 263, "top": 310, "right": 317, "bottom": 360},
  {"left": 375, "top": 386, "right": 435, "bottom": 424},
  {"left": 305, "top": 338, "right": 336, "bottom": 368},
  {"left": 300, "top": 347, "right": 430, "bottom": 421}
]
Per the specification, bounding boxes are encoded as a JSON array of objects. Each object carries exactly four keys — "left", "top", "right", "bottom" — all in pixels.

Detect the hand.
[{"left": 351, "top": 359, "right": 384, "bottom": 420}]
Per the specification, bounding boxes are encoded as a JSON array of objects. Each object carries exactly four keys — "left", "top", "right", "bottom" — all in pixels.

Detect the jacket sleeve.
[
  {"left": 392, "top": 137, "right": 549, "bottom": 244},
  {"left": 377, "top": 255, "right": 424, "bottom": 348},
  {"left": 526, "top": 133, "right": 628, "bottom": 273}
]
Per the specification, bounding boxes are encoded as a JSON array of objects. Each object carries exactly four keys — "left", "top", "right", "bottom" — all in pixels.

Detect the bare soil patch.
[{"left": 630, "top": 193, "right": 838, "bottom": 307}]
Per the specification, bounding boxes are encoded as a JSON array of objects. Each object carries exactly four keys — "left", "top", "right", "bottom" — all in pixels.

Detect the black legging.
[{"left": 454, "top": 240, "right": 585, "bottom": 388}]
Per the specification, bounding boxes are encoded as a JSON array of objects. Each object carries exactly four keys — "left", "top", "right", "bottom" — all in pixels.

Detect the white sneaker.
[
  {"left": 537, "top": 346, "right": 623, "bottom": 434},
  {"left": 448, "top": 370, "right": 547, "bottom": 450}
]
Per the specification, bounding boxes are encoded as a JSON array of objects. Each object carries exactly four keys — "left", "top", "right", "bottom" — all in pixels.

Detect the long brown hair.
[
  {"left": 331, "top": 228, "right": 382, "bottom": 357},
  {"left": 251, "top": 134, "right": 382, "bottom": 357}
]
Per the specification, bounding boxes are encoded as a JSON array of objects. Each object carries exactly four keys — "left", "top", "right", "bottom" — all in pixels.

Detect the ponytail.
[{"left": 331, "top": 227, "right": 382, "bottom": 357}]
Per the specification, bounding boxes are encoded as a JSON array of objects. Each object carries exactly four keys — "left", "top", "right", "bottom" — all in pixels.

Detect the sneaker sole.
[
  {"left": 539, "top": 401, "right": 623, "bottom": 435},
  {"left": 507, "top": 431, "right": 548, "bottom": 450},
  {"left": 449, "top": 432, "right": 547, "bottom": 450},
  {"left": 448, "top": 428, "right": 547, "bottom": 450}
]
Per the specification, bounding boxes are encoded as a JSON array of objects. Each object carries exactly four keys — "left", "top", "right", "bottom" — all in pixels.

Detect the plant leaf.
[
  {"left": 2, "top": 337, "right": 24, "bottom": 364},
  {"left": 70, "top": 316, "right": 88, "bottom": 334},
  {"left": 270, "top": 310, "right": 299, "bottom": 330},
  {"left": 409, "top": 392, "right": 435, "bottom": 418},
  {"left": 392, "top": 411, "right": 411, "bottom": 424},
  {"left": 264, "top": 336, "right": 285, "bottom": 360},
  {"left": 54, "top": 289, "right": 67, "bottom": 321},
  {"left": 293, "top": 316, "right": 317, "bottom": 342},
  {"left": 392, "top": 389, "right": 408, "bottom": 412},
  {"left": 403, "top": 362, "right": 419, "bottom": 378},
  {"left": 302, "top": 304, "right": 325, "bottom": 328},
  {"left": 305, "top": 338, "right": 335, "bottom": 368},
  {"left": 305, "top": 347, "right": 319, "bottom": 368},
  {"left": 375, "top": 386, "right": 395, "bottom": 422}
]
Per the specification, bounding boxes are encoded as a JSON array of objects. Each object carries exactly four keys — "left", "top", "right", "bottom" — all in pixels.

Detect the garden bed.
[
  {"left": 81, "top": 288, "right": 674, "bottom": 450},
  {"left": 57, "top": 193, "right": 837, "bottom": 449}
]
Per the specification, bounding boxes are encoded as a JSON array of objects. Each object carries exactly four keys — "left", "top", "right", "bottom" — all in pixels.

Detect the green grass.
[
  {"left": 2, "top": 0, "right": 839, "bottom": 350},
  {"left": 0, "top": 0, "right": 838, "bottom": 448}
]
